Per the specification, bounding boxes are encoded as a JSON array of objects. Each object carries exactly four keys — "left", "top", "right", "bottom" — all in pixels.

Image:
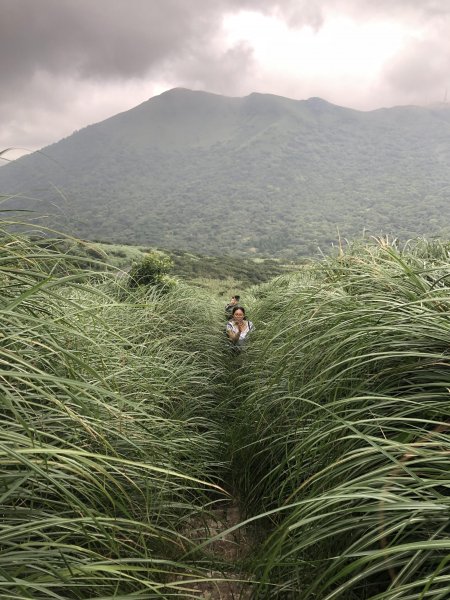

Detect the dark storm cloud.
[{"left": 1, "top": 0, "right": 221, "bottom": 82}]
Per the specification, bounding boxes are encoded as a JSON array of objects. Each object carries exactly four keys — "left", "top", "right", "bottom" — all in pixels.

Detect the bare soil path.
[{"left": 184, "top": 500, "right": 255, "bottom": 599}]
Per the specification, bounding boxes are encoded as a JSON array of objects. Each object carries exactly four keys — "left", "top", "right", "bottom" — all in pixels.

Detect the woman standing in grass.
[{"left": 226, "top": 306, "right": 254, "bottom": 349}]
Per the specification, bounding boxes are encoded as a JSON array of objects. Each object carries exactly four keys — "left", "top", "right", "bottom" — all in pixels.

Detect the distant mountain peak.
[
  {"left": 306, "top": 96, "right": 328, "bottom": 104},
  {"left": 156, "top": 87, "right": 218, "bottom": 99},
  {"left": 159, "top": 87, "right": 196, "bottom": 95}
]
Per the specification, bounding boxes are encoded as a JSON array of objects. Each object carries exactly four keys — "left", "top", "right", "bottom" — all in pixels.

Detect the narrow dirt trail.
[
  {"left": 187, "top": 500, "right": 254, "bottom": 599},
  {"left": 184, "top": 339, "right": 257, "bottom": 598}
]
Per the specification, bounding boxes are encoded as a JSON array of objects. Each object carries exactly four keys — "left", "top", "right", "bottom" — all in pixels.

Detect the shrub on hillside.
[{"left": 128, "top": 250, "right": 174, "bottom": 288}]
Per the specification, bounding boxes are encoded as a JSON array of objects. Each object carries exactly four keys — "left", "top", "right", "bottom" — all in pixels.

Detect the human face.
[{"left": 233, "top": 309, "right": 245, "bottom": 322}]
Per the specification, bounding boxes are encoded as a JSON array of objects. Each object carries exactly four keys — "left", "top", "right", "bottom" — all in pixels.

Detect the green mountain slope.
[{"left": 2, "top": 88, "right": 450, "bottom": 257}]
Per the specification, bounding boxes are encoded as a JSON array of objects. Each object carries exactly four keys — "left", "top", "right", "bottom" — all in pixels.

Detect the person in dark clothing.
[{"left": 225, "top": 295, "right": 240, "bottom": 319}]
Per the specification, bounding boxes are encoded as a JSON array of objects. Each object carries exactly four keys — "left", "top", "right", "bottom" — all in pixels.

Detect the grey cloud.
[
  {"left": 384, "top": 35, "right": 450, "bottom": 100},
  {"left": 1, "top": 0, "right": 219, "bottom": 82}
]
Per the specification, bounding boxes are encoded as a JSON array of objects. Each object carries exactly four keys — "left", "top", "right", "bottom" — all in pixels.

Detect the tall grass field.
[{"left": 3, "top": 215, "right": 450, "bottom": 599}]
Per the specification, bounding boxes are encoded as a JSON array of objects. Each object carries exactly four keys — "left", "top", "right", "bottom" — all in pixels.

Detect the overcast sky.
[{"left": 2, "top": 0, "right": 450, "bottom": 157}]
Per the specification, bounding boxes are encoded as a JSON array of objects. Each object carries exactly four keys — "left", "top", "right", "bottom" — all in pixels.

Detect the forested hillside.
[
  {"left": 2, "top": 88, "right": 450, "bottom": 257},
  {"left": 4, "top": 216, "right": 450, "bottom": 598}
]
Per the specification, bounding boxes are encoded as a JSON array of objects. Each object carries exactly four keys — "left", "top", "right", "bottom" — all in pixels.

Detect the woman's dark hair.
[
  {"left": 233, "top": 295, "right": 240, "bottom": 301},
  {"left": 231, "top": 305, "right": 245, "bottom": 316}
]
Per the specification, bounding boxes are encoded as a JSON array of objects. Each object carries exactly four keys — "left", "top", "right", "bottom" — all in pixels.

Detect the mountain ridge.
[{"left": 2, "top": 88, "right": 450, "bottom": 257}]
